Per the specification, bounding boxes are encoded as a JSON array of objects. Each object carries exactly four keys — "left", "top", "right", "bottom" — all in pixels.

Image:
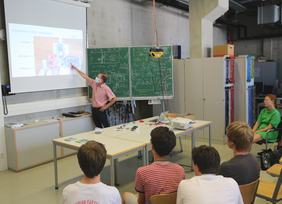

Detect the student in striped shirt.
[{"left": 122, "top": 126, "right": 185, "bottom": 204}]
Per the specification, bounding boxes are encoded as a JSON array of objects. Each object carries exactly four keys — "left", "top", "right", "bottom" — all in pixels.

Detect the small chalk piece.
[{"left": 35, "top": 120, "right": 39, "bottom": 122}]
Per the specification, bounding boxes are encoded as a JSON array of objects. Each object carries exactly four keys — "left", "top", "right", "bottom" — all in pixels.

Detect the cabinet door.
[
  {"left": 234, "top": 57, "right": 247, "bottom": 122},
  {"left": 170, "top": 59, "right": 185, "bottom": 114},
  {"left": 185, "top": 58, "right": 204, "bottom": 138},
  {"left": 203, "top": 58, "right": 225, "bottom": 142},
  {"left": 16, "top": 123, "right": 61, "bottom": 170},
  {"left": 185, "top": 58, "right": 204, "bottom": 119},
  {"left": 61, "top": 116, "right": 95, "bottom": 155}
]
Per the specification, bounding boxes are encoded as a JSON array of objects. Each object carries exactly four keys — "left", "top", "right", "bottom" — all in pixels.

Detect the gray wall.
[
  {"left": 0, "top": 0, "right": 227, "bottom": 123},
  {"left": 0, "top": 0, "right": 194, "bottom": 124},
  {"left": 232, "top": 14, "right": 282, "bottom": 85}
]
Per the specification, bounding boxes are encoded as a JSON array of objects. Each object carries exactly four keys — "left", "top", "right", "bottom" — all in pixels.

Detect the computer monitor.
[
  {"left": 255, "top": 82, "right": 264, "bottom": 95},
  {"left": 264, "top": 85, "right": 274, "bottom": 94}
]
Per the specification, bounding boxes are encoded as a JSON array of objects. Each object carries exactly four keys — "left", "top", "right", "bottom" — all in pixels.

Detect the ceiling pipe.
[{"left": 216, "top": 17, "right": 282, "bottom": 40}]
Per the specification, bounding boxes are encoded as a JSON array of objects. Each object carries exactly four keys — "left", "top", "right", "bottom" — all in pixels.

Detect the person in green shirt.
[{"left": 253, "top": 94, "right": 281, "bottom": 144}]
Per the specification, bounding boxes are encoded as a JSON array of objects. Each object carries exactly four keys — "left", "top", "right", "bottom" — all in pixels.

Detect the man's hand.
[
  {"left": 99, "top": 106, "right": 108, "bottom": 112},
  {"left": 71, "top": 64, "right": 78, "bottom": 71}
]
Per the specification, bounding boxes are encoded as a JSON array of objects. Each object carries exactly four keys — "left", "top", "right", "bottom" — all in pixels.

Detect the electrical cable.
[
  {"left": 148, "top": 56, "right": 165, "bottom": 113},
  {"left": 2, "top": 96, "right": 8, "bottom": 115},
  {"left": 158, "top": 58, "right": 167, "bottom": 111},
  {"left": 153, "top": 0, "right": 158, "bottom": 47},
  {"left": 160, "top": 56, "right": 174, "bottom": 114}
]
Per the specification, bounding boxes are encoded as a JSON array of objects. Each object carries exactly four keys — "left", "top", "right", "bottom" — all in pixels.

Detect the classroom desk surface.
[
  {"left": 52, "top": 117, "right": 212, "bottom": 188},
  {"left": 52, "top": 133, "right": 146, "bottom": 188}
]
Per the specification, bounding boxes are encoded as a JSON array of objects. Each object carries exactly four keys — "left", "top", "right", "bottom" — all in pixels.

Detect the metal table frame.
[{"left": 53, "top": 142, "right": 146, "bottom": 188}]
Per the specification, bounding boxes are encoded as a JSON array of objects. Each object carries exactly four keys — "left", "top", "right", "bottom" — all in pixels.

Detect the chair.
[
  {"left": 149, "top": 192, "right": 177, "bottom": 204},
  {"left": 256, "top": 169, "right": 282, "bottom": 203},
  {"left": 239, "top": 179, "right": 259, "bottom": 204},
  {"left": 267, "top": 164, "right": 282, "bottom": 177},
  {"left": 256, "top": 116, "right": 282, "bottom": 149}
]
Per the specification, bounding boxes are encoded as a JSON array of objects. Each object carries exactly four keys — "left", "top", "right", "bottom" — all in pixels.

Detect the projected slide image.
[
  {"left": 34, "top": 37, "right": 83, "bottom": 76},
  {"left": 9, "top": 23, "right": 84, "bottom": 77}
]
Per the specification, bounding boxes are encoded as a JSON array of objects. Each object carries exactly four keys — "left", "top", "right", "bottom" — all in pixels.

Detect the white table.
[
  {"left": 52, "top": 117, "right": 212, "bottom": 188},
  {"left": 52, "top": 132, "right": 146, "bottom": 188},
  {"left": 101, "top": 117, "right": 212, "bottom": 167}
]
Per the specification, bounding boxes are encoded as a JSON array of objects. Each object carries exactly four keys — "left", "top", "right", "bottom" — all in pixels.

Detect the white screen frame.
[{"left": 4, "top": 0, "right": 87, "bottom": 93}]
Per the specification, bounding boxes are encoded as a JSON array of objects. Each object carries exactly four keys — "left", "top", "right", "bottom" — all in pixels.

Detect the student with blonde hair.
[{"left": 218, "top": 121, "right": 260, "bottom": 185}]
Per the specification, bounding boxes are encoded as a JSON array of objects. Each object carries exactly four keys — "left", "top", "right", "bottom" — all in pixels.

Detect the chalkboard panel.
[
  {"left": 87, "top": 48, "right": 130, "bottom": 98},
  {"left": 87, "top": 46, "right": 173, "bottom": 99},
  {"left": 130, "top": 46, "right": 173, "bottom": 97}
]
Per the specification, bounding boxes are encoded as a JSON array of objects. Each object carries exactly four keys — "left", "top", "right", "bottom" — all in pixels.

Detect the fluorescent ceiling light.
[{"left": 51, "top": 0, "right": 91, "bottom": 8}]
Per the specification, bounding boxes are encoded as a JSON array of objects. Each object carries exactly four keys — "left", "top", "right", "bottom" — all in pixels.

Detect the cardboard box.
[
  {"left": 213, "top": 44, "right": 234, "bottom": 57},
  {"left": 167, "top": 113, "right": 196, "bottom": 120}
]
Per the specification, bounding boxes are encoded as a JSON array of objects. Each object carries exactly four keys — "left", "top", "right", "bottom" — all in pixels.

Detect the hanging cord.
[
  {"left": 149, "top": 56, "right": 165, "bottom": 112},
  {"left": 2, "top": 96, "right": 8, "bottom": 115},
  {"left": 153, "top": 0, "right": 158, "bottom": 47},
  {"left": 160, "top": 56, "right": 174, "bottom": 114}
]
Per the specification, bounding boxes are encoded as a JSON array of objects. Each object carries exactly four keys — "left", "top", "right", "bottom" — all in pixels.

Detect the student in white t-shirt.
[
  {"left": 176, "top": 145, "right": 243, "bottom": 204},
  {"left": 62, "top": 141, "right": 121, "bottom": 204}
]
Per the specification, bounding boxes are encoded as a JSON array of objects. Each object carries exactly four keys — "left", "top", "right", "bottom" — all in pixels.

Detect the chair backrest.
[
  {"left": 277, "top": 117, "right": 282, "bottom": 142},
  {"left": 239, "top": 179, "right": 260, "bottom": 204},
  {"left": 149, "top": 192, "right": 177, "bottom": 204}
]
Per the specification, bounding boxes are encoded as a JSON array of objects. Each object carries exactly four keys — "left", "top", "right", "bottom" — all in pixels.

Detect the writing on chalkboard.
[
  {"left": 88, "top": 48, "right": 130, "bottom": 98},
  {"left": 130, "top": 46, "right": 173, "bottom": 97},
  {"left": 87, "top": 46, "right": 173, "bottom": 99}
]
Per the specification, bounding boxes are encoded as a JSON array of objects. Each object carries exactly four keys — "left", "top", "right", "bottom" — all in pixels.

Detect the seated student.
[
  {"left": 218, "top": 121, "right": 260, "bottom": 185},
  {"left": 122, "top": 126, "right": 185, "bottom": 204},
  {"left": 62, "top": 141, "right": 121, "bottom": 204},
  {"left": 253, "top": 94, "right": 281, "bottom": 144},
  {"left": 176, "top": 145, "right": 243, "bottom": 204}
]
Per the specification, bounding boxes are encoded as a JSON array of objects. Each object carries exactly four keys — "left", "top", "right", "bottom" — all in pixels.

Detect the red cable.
[{"left": 153, "top": 0, "right": 158, "bottom": 47}]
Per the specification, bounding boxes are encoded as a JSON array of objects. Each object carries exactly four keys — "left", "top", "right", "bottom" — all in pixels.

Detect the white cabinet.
[
  {"left": 169, "top": 59, "right": 186, "bottom": 114},
  {"left": 169, "top": 57, "right": 233, "bottom": 143},
  {"left": 5, "top": 115, "right": 95, "bottom": 171},
  {"left": 185, "top": 57, "right": 230, "bottom": 142}
]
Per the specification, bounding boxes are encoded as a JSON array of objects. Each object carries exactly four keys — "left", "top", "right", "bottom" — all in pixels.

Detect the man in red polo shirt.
[
  {"left": 71, "top": 64, "right": 117, "bottom": 128},
  {"left": 122, "top": 126, "right": 185, "bottom": 204}
]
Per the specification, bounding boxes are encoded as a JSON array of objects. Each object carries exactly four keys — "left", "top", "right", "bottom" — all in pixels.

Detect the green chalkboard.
[
  {"left": 87, "top": 47, "right": 130, "bottom": 98},
  {"left": 87, "top": 46, "right": 173, "bottom": 99},
  {"left": 130, "top": 46, "right": 173, "bottom": 97}
]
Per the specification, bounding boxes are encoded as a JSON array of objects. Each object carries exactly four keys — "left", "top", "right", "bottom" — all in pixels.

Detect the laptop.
[{"left": 149, "top": 111, "right": 169, "bottom": 123}]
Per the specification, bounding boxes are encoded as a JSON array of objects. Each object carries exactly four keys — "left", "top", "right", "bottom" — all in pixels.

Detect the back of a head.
[
  {"left": 77, "top": 141, "right": 107, "bottom": 178},
  {"left": 150, "top": 126, "right": 176, "bottom": 157},
  {"left": 226, "top": 121, "right": 253, "bottom": 152},
  {"left": 100, "top": 72, "right": 107, "bottom": 83},
  {"left": 192, "top": 145, "right": 220, "bottom": 174}
]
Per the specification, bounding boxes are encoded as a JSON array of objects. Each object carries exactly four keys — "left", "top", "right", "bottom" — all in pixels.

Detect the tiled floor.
[{"left": 0, "top": 137, "right": 278, "bottom": 204}]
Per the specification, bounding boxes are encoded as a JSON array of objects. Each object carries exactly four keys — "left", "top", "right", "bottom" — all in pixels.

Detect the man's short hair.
[
  {"left": 150, "top": 126, "right": 176, "bottom": 157},
  {"left": 77, "top": 141, "right": 106, "bottom": 178},
  {"left": 192, "top": 145, "right": 220, "bottom": 174},
  {"left": 226, "top": 121, "right": 253, "bottom": 152},
  {"left": 100, "top": 73, "right": 107, "bottom": 83}
]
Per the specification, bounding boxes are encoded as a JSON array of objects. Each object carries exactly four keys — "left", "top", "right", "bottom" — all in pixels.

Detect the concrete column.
[{"left": 189, "top": 0, "right": 228, "bottom": 58}]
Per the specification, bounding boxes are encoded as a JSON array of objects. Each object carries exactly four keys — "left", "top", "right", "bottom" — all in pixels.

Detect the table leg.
[
  {"left": 53, "top": 143, "right": 58, "bottom": 189},
  {"left": 143, "top": 147, "right": 146, "bottom": 166},
  {"left": 110, "top": 158, "right": 114, "bottom": 186},
  {"left": 145, "top": 145, "right": 149, "bottom": 166},
  {"left": 191, "top": 130, "right": 196, "bottom": 169},
  {"left": 209, "top": 124, "right": 212, "bottom": 146},
  {"left": 114, "top": 159, "right": 119, "bottom": 186}
]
